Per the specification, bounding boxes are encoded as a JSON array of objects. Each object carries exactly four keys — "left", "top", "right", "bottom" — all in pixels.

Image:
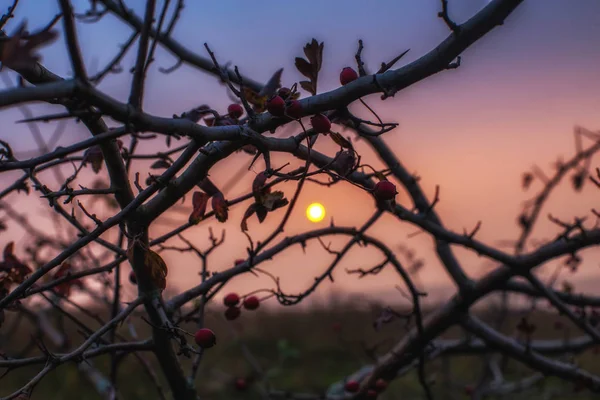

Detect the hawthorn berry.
[
  {"left": 194, "top": 328, "right": 216, "bottom": 348},
  {"left": 285, "top": 100, "right": 303, "bottom": 119},
  {"left": 373, "top": 180, "right": 397, "bottom": 201},
  {"left": 234, "top": 378, "right": 248, "bottom": 391},
  {"left": 340, "top": 67, "right": 359, "bottom": 85},
  {"left": 225, "top": 306, "right": 241, "bottom": 321},
  {"left": 267, "top": 96, "right": 285, "bottom": 117},
  {"left": 223, "top": 292, "right": 240, "bottom": 307},
  {"left": 344, "top": 380, "right": 360, "bottom": 393},
  {"left": 243, "top": 295, "right": 260, "bottom": 310},
  {"left": 310, "top": 113, "right": 331, "bottom": 133},
  {"left": 129, "top": 271, "right": 137, "bottom": 285},
  {"left": 374, "top": 379, "right": 388, "bottom": 392},
  {"left": 227, "top": 104, "right": 244, "bottom": 119}
]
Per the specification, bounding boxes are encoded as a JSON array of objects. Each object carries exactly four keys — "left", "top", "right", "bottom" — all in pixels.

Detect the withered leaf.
[
  {"left": 331, "top": 150, "right": 356, "bottom": 176},
  {"left": 242, "top": 87, "right": 268, "bottom": 113},
  {"left": 212, "top": 192, "right": 229, "bottom": 223},
  {"left": 83, "top": 146, "right": 104, "bottom": 174},
  {"left": 294, "top": 57, "right": 313, "bottom": 80},
  {"left": 241, "top": 203, "right": 257, "bottom": 231},
  {"left": 189, "top": 191, "right": 210, "bottom": 224},
  {"left": 146, "top": 250, "right": 168, "bottom": 290},
  {"left": 126, "top": 243, "right": 168, "bottom": 290},
  {"left": 252, "top": 172, "right": 269, "bottom": 201},
  {"left": 256, "top": 205, "right": 268, "bottom": 223},
  {"left": 261, "top": 191, "right": 288, "bottom": 211},
  {"left": 299, "top": 81, "right": 314, "bottom": 95},
  {"left": 303, "top": 39, "right": 323, "bottom": 70},
  {"left": 0, "top": 22, "right": 58, "bottom": 70},
  {"left": 258, "top": 68, "right": 283, "bottom": 98},
  {"left": 0, "top": 242, "right": 31, "bottom": 287},
  {"left": 294, "top": 39, "right": 324, "bottom": 95},
  {"left": 150, "top": 159, "right": 171, "bottom": 169},
  {"left": 329, "top": 131, "right": 353, "bottom": 149}
]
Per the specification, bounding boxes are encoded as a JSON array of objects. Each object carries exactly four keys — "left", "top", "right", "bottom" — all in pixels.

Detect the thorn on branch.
[
  {"left": 355, "top": 39, "right": 367, "bottom": 76},
  {"left": 446, "top": 55, "right": 461, "bottom": 69},
  {"left": 438, "top": 0, "right": 461, "bottom": 33}
]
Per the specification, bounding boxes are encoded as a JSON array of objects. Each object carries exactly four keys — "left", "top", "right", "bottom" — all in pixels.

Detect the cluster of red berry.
[
  {"left": 344, "top": 377, "right": 388, "bottom": 398},
  {"left": 192, "top": 292, "right": 260, "bottom": 350},
  {"left": 223, "top": 292, "right": 260, "bottom": 320}
]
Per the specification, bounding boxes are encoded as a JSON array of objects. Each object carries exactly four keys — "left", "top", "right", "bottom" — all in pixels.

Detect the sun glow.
[{"left": 306, "top": 203, "right": 325, "bottom": 223}]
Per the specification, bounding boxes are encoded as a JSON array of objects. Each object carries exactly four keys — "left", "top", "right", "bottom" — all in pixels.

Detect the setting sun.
[{"left": 306, "top": 203, "right": 326, "bottom": 223}]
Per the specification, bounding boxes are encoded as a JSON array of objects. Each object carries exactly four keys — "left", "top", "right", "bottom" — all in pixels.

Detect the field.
[{"left": 1, "top": 299, "right": 599, "bottom": 400}]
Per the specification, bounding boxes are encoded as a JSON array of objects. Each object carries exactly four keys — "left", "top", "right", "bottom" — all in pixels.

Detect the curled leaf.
[
  {"left": 0, "top": 21, "right": 58, "bottom": 69},
  {"left": 241, "top": 203, "right": 257, "bottom": 231},
  {"left": 212, "top": 192, "right": 229, "bottom": 223},
  {"left": 252, "top": 172, "right": 269, "bottom": 201},
  {"left": 189, "top": 191, "right": 210, "bottom": 224},
  {"left": 261, "top": 191, "right": 288, "bottom": 211},
  {"left": 146, "top": 250, "right": 168, "bottom": 290},
  {"left": 331, "top": 150, "right": 356, "bottom": 176},
  {"left": 83, "top": 146, "right": 104, "bottom": 174},
  {"left": 329, "top": 132, "right": 353, "bottom": 149}
]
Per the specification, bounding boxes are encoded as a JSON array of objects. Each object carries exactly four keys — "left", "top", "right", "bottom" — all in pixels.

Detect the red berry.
[
  {"left": 374, "top": 379, "right": 387, "bottom": 392},
  {"left": 340, "top": 67, "right": 359, "bottom": 85},
  {"left": 227, "top": 104, "right": 244, "bottom": 119},
  {"left": 344, "top": 380, "right": 360, "bottom": 393},
  {"left": 285, "top": 100, "right": 303, "bottom": 119},
  {"left": 243, "top": 295, "right": 260, "bottom": 310},
  {"left": 267, "top": 96, "right": 285, "bottom": 117},
  {"left": 366, "top": 389, "right": 378, "bottom": 398},
  {"left": 129, "top": 271, "right": 137, "bottom": 285},
  {"left": 194, "top": 328, "right": 216, "bottom": 348},
  {"left": 278, "top": 87, "right": 291, "bottom": 99},
  {"left": 310, "top": 113, "right": 331, "bottom": 133},
  {"left": 224, "top": 306, "right": 241, "bottom": 321},
  {"left": 223, "top": 292, "right": 240, "bottom": 307},
  {"left": 373, "top": 180, "right": 397, "bottom": 201},
  {"left": 234, "top": 378, "right": 248, "bottom": 391}
]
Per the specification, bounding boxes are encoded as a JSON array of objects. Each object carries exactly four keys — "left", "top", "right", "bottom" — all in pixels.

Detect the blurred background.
[
  {"left": 1, "top": 0, "right": 599, "bottom": 310},
  {"left": 2, "top": 1, "right": 600, "bottom": 399}
]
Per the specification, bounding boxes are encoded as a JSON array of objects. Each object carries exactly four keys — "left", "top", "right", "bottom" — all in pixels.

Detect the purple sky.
[{"left": 1, "top": 0, "right": 600, "bottom": 306}]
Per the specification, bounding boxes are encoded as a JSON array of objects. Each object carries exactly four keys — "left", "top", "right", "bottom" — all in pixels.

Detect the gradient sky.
[{"left": 1, "top": 0, "right": 600, "bottom": 307}]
